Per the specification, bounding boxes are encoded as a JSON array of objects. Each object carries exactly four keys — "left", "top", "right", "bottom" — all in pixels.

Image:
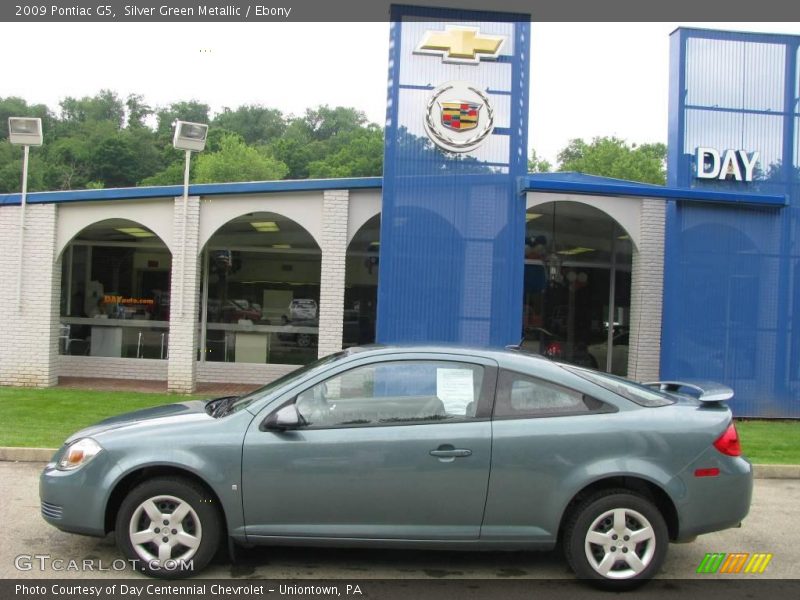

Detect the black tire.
[
  {"left": 115, "top": 477, "right": 222, "bottom": 578},
  {"left": 563, "top": 489, "right": 668, "bottom": 590}
]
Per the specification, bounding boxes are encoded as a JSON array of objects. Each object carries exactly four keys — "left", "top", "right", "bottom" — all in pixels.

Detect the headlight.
[{"left": 58, "top": 438, "right": 103, "bottom": 471}]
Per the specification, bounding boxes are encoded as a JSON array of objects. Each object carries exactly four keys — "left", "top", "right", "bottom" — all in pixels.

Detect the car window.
[
  {"left": 561, "top": 365, "right": 674, "bottom": 407},
  {"left": 218, "top": 351, "right": 348, "bottom": 416},
  {"left": 294, "top": 361, "right": 485, "bottom": 428},
  {"left": 495, "top": 369, "right": 611, "bottom": 418}
]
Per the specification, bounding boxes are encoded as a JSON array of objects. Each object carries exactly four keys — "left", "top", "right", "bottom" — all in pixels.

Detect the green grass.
[
  {"left": 0, "top": 388, "right": 798, "bottom": 464},
  {"left": 736, "top": 420, "right": 800, "bottom": 465},
  {"left": 0, "top": 387, "right": 209, "bottom": 448}
]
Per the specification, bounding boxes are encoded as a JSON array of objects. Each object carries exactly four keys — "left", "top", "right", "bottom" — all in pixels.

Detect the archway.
[
  {"left": 199, "top": 211, "right": 322, "bottom": 366},
  {"left": 58, "top": 219, "right": 171, "bottom": 359},
  {"left": 522, "top": 202, "right": 634, "bottom": 375},
  {"left": 344, "top": 214, "right": 380, "bottom": 346}
]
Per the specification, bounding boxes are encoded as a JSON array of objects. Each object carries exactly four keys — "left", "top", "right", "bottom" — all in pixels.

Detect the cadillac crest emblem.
[
  {"left": 440, "top": 102, "right": 481, "bottom": 131},
  {"left": 424, "top": 81, "right": 494, "bottom": 153}
]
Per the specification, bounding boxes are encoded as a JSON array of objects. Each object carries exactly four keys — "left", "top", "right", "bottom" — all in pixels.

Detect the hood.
[{"left": 64, "top": 400, "right": 211, "bottom": 444}]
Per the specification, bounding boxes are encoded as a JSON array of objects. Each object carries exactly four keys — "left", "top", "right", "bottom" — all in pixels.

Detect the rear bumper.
[{"left": 674, "top": 450, "right": 753, "bottom": 541}]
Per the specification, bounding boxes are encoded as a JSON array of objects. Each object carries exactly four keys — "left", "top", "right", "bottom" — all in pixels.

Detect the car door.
[
  {"left": 481, "top": 368, "right": 619, "bottom": 543},
  {"left": 242, "top": 354, "right": 497, "bottom": 541}
]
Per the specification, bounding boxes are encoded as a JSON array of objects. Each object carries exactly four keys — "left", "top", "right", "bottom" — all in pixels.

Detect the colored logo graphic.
[
  {"left": 423, "top": 81, "right": 495, "bottom": 154},
  {"left": 415, "top": 26, "right": 505, "bottom": 64},
  {"left": 440, "top": 102, "right": 481, "bottom": 131},
  {"left": 696, "top": 552, "right": 773, "bottom": 574}
]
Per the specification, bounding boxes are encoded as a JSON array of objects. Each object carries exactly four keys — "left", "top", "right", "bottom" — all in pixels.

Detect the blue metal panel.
[
  {"left": 664, "top": 28, "right": 800, "bottom": 418},
  {"left": 377, "top": 5, "right": 530, "bottom": 348},
  {"left": 519, "top": 174, "right": 786, "bottom": 207}
]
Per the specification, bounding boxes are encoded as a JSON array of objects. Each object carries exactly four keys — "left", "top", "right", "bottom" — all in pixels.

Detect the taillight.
[
  {"left": 713, "top": 423, "right": 741, "bottom": 457},
  {"left": 545, "top": 341, "right": 562, "bottom": 357}
]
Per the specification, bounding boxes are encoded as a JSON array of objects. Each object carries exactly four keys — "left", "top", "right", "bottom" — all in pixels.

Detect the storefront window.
[
  {"left": 200, "top": 212, "right": 321, "bottom": 366},
  {"left": 522, "top": 202, "right": 632, "bottom": 376},
  {"left": 344, "top": 215, "right": 380, "bottom": 346},
  {"left": 59, "top": 220, "right": 171, "bottom": 359}
]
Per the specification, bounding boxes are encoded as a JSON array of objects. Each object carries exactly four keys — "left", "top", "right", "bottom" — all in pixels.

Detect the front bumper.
[{"left": 39, "top": 449, "right": 118, "bottom": 537}]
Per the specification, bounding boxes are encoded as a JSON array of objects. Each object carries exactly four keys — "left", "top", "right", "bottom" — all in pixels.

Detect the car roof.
[{"left": 340, "top": 343, "right": 555, "bottom": 370}]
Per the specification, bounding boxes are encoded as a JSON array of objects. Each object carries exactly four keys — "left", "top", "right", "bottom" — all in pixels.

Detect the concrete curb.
[
  {"left": 0, "top": 447, "right": 798, "bottom": 478},
  {"left": 0, "top": 447, "right": 55, "bottom": 462},
  {"left": 753, "top": 464, "right": 800, "bottom": 479}
]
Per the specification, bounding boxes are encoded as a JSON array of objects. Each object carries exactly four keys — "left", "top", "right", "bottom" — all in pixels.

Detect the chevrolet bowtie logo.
[{"left": 415, "top": 26, "right": 505, "bottom": 64}]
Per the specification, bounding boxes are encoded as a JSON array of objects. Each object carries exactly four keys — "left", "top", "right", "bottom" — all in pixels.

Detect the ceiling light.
[
  {"left": 525, "top": 212, "right": 542, "bottom": 221},
  {"left": 618, "top": 234, "right": 631, "bottom": 240},
  {"left": 557, "top": 247, "right": 594, "bottom": 256},
  {"left": 116, "top": 227, "right": 156, "bottom": 238},
  {"left": 251, "top": 221, "right": 280, "bottom": 232},
  {"left": 272, "top": 244, "right": 291, "bottom": 249}
]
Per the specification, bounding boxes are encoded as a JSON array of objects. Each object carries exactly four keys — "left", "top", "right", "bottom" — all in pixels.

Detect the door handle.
[{"left": 430, "top": 448, "right": 472, "bottom": 458}]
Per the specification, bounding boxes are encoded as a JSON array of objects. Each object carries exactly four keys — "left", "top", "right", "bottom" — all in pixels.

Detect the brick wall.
[
  {"left": 317, "top": 190, "right": 349, "bottom": 358},
  {"left": 58, "top": 356, "right": 168, "bottom": 380},
  {"left": 197, "top": 361, "right": 299, "bottom": 385},
  {"left": 0, "top": 204, "right": 60, "bottom": 387},
  {"left": 627, "top": 198, "right": 666, "bottom": 382},
  {"left": 167, "top": 196, "right": 201, "bottom": 393}
]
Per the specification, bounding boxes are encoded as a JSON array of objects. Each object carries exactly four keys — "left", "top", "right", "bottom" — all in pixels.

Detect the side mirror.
[{"left": 263, "top": 404, "right": 306, "bottom": 431}]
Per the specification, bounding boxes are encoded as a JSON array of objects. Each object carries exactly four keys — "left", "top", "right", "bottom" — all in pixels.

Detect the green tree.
[
  {"left": 125, "top": 94, "right": 153, "bottom": 129},
  {"left": 556, "top": 136, "right": 666, "bottom": 184},
  {"left": 307, "top": 126, "right": 383, "bottom": 178},
  {"left": 59, "top": 90, "right": 125, "bottom": 129},
  {"left": 194, "top": 133, "right": 288, "bottom": 183},
  {"left": 528, "top": 149, "right": 552, "bottom": 173},
  {"left": 212, "top": 105, "right": 286, "bottom": 145},
  {"left": 303, "top": 105, "right": 367, "bottom": 141}
]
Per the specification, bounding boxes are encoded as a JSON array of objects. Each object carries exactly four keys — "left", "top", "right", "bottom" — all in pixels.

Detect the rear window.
[{"left": 562, "top": 365, "right": 675, "bottom": 407}]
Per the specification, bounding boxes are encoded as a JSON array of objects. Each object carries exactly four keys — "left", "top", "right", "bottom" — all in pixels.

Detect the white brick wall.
[
  {"left": 0, "top": 204, "right": 60, "bottom": 387},
  {"left": 197, "top": 361, "right": 299, "bottom": 385},
  {"left": 58, "top": 356, "right": 168, "bottom": 380},
  {"left": 167, "top": 196, "right": 201, "bottom": 393},
  {"left": 317, "top": 190, "right": 349, "bottom": 358},
  {"left": 627, "top": 198, "right": 667, "bottom": 382}
]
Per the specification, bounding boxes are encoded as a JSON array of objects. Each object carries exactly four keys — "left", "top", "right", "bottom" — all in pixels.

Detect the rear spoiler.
[{"left": 642, "top": 380, "right": 734, "bottom": 403}]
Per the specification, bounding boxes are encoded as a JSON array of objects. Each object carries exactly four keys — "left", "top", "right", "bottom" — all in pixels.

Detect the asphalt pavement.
[{"left": 1, "top": 461, "right": 797, "bottom": 580}]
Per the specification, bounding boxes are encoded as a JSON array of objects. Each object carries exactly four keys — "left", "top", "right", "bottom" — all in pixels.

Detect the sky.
[{"left": 1, "top": 21, "right": 798, "bottom": 165}]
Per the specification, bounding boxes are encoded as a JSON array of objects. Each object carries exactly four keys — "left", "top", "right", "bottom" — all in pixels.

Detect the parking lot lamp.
[{"left": 8, "top": 117, "right": 43, "bottom": 312}]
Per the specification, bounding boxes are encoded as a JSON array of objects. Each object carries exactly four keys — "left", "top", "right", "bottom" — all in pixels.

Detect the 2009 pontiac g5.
[{"left": 40, "top": 346, "right": 752, "bottom": 588}]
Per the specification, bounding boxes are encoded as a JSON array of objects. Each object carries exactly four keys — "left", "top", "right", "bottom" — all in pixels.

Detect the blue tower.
[{"left": 377, "top": 4, "right": 531, "bottom": 348}]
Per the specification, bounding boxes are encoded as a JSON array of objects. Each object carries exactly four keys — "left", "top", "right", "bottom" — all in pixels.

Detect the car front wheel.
[
  {"left": 115, "top": 477, "right": 222, "bottom": 578},
  {"left": 564, "top": 490, "right": 668, "bottom": 589}
]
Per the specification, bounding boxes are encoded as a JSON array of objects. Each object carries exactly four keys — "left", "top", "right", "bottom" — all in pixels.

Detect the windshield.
[
  {"left": 561, "top": 365, "right": 675, "bottom": 407},
  {"left": 219, "top": 351, "right": 348, "bottom": 416}
]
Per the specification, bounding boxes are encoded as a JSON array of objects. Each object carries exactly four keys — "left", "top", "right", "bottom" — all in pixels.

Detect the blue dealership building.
[{"left": 0, "top": 10, "right": 797, "bottom": 418}]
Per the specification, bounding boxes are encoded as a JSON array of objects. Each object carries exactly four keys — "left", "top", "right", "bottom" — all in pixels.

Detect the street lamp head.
[
  {"left": 173, "top": 120, "right": 208, "bottom": 152},
  {"left": 8, "top": 117, "right": 43, "bottom": 146}
]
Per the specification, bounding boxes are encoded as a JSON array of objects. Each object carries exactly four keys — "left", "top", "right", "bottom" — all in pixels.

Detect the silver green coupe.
[{"left": 40, "top": 346, "right": 752, "bottom": 588}]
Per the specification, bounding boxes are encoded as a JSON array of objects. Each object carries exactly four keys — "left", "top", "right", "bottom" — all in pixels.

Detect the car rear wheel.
[
  {"left": 564, "top": 490, "right": 668, "bottom": 590},
  {"left": 115, "top": 477, "right": 222, "bottom": 578}
]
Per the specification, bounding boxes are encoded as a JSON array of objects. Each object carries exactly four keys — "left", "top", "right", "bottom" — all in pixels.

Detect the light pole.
[
  {"left": 8, "top": 117, "right": 43, "bottom": 312},
  {"left": 172, "top": 120, "right": 208, "bottom": 317}
]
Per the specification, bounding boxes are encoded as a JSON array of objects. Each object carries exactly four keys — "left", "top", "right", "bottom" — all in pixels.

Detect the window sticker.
[{"left": 436, "top": 368, "right": 475, "bottom": 415}]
